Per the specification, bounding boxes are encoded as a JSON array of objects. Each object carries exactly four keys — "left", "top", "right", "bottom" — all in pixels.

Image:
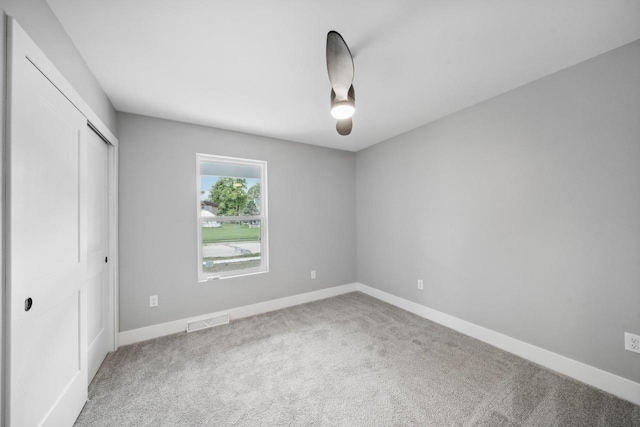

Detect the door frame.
[{"left": 3, "top": 17, "right": 120, "bottom": 425}]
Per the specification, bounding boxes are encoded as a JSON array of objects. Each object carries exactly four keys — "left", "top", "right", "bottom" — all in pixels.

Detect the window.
[{"left": 196, "top": 154, "right": 268, "bottom": 280}]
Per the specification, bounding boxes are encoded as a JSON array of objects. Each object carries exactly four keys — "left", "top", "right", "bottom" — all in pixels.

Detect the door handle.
[{"left": 25, "top": 297, "right": 33, "bottom": 312}]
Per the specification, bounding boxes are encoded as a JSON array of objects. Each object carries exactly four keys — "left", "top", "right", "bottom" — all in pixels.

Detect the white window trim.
[{"left": 196, "top": 153, "right": 269, "bottom": 281}]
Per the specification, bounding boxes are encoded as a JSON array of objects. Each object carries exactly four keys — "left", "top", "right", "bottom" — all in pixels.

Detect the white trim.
[
  {"left": 116, "top": 281, "right": 640, "bottom": 404},
  {"left": 198, "top": 269, "right": 267, "bottom": 283},
  {"left": 109, "top": 144, "right": 119, "bottom": 350},
  {"left": 355, "top": 283, "right": 640, "bottom": 406},
  {"left": 195, "top": 153, "right": 268, "bottom": 281},
  {"left": 118, "top": 283, "right": 358, "bottom": 346}
]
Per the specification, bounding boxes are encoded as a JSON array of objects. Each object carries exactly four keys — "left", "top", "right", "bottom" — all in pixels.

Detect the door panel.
[
  {"left": 22, "top": 294, "right": 81, "bottom": 426},
  {"left": 9, "top": 40, "right": 88, "bottom": 426},
  {"left": 87, "top": 129, "right": 110, "bottom": 381}
]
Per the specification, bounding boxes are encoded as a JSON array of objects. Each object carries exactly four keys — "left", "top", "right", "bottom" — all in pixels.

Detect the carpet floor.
[{"left": 76, "top": 292, "right": 640, "bottom": 426}]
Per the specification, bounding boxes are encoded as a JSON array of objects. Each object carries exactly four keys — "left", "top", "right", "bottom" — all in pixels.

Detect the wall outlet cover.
[
  {"left": 625, "top": 332, "right": 640, "bottom": 354},
  {"left": 417, "top": 279, "right": 424, "bottom": 290},
  {"left": 150, "top": 295, "right": 159, "bottom": 308}
]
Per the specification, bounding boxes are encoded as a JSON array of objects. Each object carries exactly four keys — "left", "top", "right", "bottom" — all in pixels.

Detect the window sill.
[{"left": 198, "top": 268, "right": 268, "bottom": 283}]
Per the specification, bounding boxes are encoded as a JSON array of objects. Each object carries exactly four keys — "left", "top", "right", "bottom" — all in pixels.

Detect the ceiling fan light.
[{"left": 331, "top": 100, "right": 355, "bottom": 119}]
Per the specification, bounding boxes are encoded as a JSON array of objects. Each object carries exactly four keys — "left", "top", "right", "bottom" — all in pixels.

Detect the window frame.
[{"left": 196, "top": 153, "right": 269, "bottom": 281}]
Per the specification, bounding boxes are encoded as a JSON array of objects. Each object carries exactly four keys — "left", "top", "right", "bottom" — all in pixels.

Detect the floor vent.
[{"left": 187, "top": 313, "right": 230, "bottom": 333}]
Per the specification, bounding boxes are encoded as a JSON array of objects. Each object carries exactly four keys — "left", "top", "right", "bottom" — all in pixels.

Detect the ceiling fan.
[{"left": 326, "top": 31, "right": 355, "bottom": 136}]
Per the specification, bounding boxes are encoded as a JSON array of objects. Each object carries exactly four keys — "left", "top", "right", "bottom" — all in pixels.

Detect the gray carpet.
[{"left": 76, "top": 292, "right": 640, "bottom": 426}]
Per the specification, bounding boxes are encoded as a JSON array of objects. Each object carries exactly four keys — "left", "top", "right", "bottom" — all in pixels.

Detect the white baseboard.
[
  {"left": 118, "top": 280, "right": 639, "bottom": 405},
  {"left": 355, "top": 282, "right": 640, "bottom": 406},
  {"left": 118, "top": 283, "right": 358, "bottom": 346}
]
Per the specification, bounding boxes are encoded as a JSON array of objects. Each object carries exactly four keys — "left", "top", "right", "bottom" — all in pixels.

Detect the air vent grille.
[{"left": 187, "top": 313, "right": 229, "bottom": 333}]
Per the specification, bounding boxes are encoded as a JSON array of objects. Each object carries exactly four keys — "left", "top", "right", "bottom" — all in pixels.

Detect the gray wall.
[
  {"left": 0, "top": 1, "right": 116, "bottom": 423},
  {"left": 117, "top": 113, "right": 356, "bottom": 332},
  {"left": 356, "top": 40, "right": 640, "bottom": 383}
]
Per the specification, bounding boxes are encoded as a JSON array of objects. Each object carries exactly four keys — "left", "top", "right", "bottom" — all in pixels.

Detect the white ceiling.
[{"left": 47, "top": 0, "right": 640, "bottom": 152}]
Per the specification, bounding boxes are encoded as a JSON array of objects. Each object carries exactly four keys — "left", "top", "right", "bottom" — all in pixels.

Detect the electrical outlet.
[
  {"left": 149, "top": 295, "right": 158, "bottom": 308},
  {"left": 311, "top": 270, "right": 316, "bottom": 279},
  {"left": 417, "top": 279, "right": 424, "bottom": 290},
  {"left": 625, "top": 332, "right": 640, "bottom": 354}
]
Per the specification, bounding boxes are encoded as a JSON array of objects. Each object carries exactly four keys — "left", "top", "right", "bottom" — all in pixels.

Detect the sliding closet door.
[
  {"left": 8, "top": 29, "right": 89, "bottom": 427},
  {"left": 87, "top": 128, "right": 110, "bottom": 382}
]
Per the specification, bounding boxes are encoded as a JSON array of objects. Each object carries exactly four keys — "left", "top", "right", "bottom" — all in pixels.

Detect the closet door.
[
  {"left": 87, "top": 128, "right": 110, "bottom": 382},
  {"left": 8, "top": 29, "right": 88, "bottom": 426}
]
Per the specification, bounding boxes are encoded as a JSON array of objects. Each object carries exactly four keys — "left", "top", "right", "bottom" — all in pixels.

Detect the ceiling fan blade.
[
  {"left": 326, "top": 31, "right": 354, "bottom": 100},
  {"left": 336, "top": 118, "right": 353, "bottom": 136}
]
